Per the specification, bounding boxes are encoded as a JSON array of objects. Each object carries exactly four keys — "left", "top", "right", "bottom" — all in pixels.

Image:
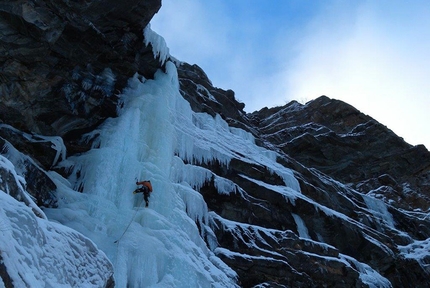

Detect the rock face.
[
  {"left": 0, "top": 1, "right": 160, "bottom": 287},
  {"left": 0, "top": 0, "right": 162, "bottom": 154},
  {"left": 178, "top": 62, "right": 246, "bottom": 121},
  {"left": 249, "top": 97, "right": 430, "bottom": 211},
  {"left": 1, "top": 1, "right": 430, "bottom": 287},
  {"left": 178, "top": 63, "right": 430, "bottom": 287}
]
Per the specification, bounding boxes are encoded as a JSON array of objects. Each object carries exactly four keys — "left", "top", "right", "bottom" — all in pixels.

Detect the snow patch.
[
  {"left": 239, "top": 174, "right": 300, "bottom": 205},
  {"left": 0, "top": 160, "right": 112, "bottom": 287},
  {"left": 398, "top": 238, "right": 430, "bottom": 273},
  {"left": 339, "top": 254, "right": 392, "bottom": 288}
]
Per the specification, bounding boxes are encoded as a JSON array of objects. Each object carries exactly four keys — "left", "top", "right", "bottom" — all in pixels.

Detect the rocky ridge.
[
  {"left": 179, "top": 63, "right": 430, "bottom": 287},
  {"left": 1, "top": 1, "right": 430, "bottom": 287}
]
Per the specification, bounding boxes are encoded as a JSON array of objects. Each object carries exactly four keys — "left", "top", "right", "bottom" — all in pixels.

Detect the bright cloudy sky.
[{"left": 151, "top": 0, "right": 430, "bottom": 149}]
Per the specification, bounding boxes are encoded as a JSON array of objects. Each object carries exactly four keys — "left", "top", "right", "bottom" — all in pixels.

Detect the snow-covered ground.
[{"left": 0, "top": 156, "right": 112, "bottom": 288}]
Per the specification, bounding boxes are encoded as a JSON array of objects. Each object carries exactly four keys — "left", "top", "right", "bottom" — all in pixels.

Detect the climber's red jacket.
[{"left": 137, "top": 180, "right": 153, "bottom": 192}]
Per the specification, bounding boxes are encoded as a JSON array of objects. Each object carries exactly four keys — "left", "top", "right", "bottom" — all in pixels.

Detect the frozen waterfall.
[
  {"left": 43, "top": 57, "right": 300, "bottom": 286},
  {"left": 44, "top": 62, "right": 238, "bottom": 287}
]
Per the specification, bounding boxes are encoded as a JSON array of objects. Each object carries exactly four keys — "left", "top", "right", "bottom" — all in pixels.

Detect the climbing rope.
[{"left": 114, "top": 197, "right": 145, "bottom": 244}]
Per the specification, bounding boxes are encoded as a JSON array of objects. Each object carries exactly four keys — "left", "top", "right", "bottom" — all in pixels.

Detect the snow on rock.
[
  {"left": 0, "top": 156, "right": 114, "bottom": 288},
  {"left": 211, "top": 211, "right": 393, "bottom": 287},
  {"left": 0, "top": 136, "right": 58, "bottom": 209},
  {"left": 0, "top": 155, "right": 46, "bottom": 218},
  {"left": 339, "top": 254, "right": 393, "bottom": 288},
  {"left": 239, "top": 174, "right": 300, "bottom": 205},
  {"left": 398, "top": 238, "right": 430, "bottom": 273},
  {"left": 0, "top": 124, "right": 66, "bottom": 168}
]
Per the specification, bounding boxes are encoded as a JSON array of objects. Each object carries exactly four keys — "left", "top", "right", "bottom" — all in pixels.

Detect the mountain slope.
[
  {"left": 176, "top": 62, "right": 430, "bottom": 287},
  {"left": 1, "top": 1, "right": 430, "bottom": 287}
]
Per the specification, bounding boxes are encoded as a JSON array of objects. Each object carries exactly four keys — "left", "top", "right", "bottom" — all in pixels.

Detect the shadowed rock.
[{"left": 0, "top": 0, "right": 162, "bottom": 155}]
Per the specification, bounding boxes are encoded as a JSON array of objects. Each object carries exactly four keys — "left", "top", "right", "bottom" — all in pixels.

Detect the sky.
[{"left": 151, "top": 0, "right": 430, "bottom": 149}]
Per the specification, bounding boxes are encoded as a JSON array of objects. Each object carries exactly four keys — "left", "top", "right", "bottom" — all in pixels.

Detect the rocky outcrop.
[
  {"left": 178, "top": 62, "right": 246, "bottom": 123},
  {"left": 195, "top": 151, "right": 430, "bottom": 287},
  {"left": 0, "top": 0, "right": 162, "bottom": 155},
  {"left": 176, "top": 66, "right": 430, "bottom": 287},
  {"left": 0, "top": 159, "right": 114, "bottom": 287},
  {"left": 0, "top": 126, "right": 58, "bottom": 208},
  {"left": 249, "top": 96, "right": 430, "bottom": 211}
]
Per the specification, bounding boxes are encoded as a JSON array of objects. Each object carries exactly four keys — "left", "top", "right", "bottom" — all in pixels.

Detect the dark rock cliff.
[
  {"left": 179, "top": 64, "right": 430, "bottom": 287},
  {"left": 1, "top": 1, "right": 430, "bottom": 287},
  {"left": 249, "top": 97, "right": 430, "bottom": 212},
  {"left": 1, "top": 0, "right": 162, "bottom": 153}
]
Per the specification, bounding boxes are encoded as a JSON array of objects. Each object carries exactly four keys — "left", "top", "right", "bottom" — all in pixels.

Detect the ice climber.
[{"left": 133, "top": 180, "right": 153, "bottom": 207}]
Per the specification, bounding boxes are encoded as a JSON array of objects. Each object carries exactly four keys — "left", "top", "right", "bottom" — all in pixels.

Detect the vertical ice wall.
[{"left": 45, "top": 62, "right": 238, "bottom": 287}]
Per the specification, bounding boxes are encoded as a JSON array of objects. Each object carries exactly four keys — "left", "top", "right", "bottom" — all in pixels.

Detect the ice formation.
[
  {"left": 292, "top": 213, "right": 311, "bottom": 239},
  {"left": 44, "top": 62, "right": 247, "bottom": 287},
  {"left": 1, "top": 26, "right": 411, "bottom": 288},
  {"left": 41, "top": 52, "right": 307, "bottom": 285},
  {"left": 0, "top": 156, "right": 113, "bottom": 287},
  {"left": 144, "top": 25, "right": 170, "bottom": 65}
]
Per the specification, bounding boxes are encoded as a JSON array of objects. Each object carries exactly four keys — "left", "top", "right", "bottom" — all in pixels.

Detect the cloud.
[
  {"left": 151, "top": 0, "right": 296, "bottom": 111},
  {"left": 151, "top": 1, "right": 266, "bottom": 108},
  {"left": 152, "top": 0, "right": 430, "bottom": 148},
  {"left": 282, "top": 1, "right": 430, "bottom": 147},
  {"left": 151, "top": 0, "right": 231, "bottom": 65}
]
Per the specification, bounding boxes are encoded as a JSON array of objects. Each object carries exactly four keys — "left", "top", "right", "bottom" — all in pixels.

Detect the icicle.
[{"left": 143, "top": 24, "right": 170, "bottom": 65}]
